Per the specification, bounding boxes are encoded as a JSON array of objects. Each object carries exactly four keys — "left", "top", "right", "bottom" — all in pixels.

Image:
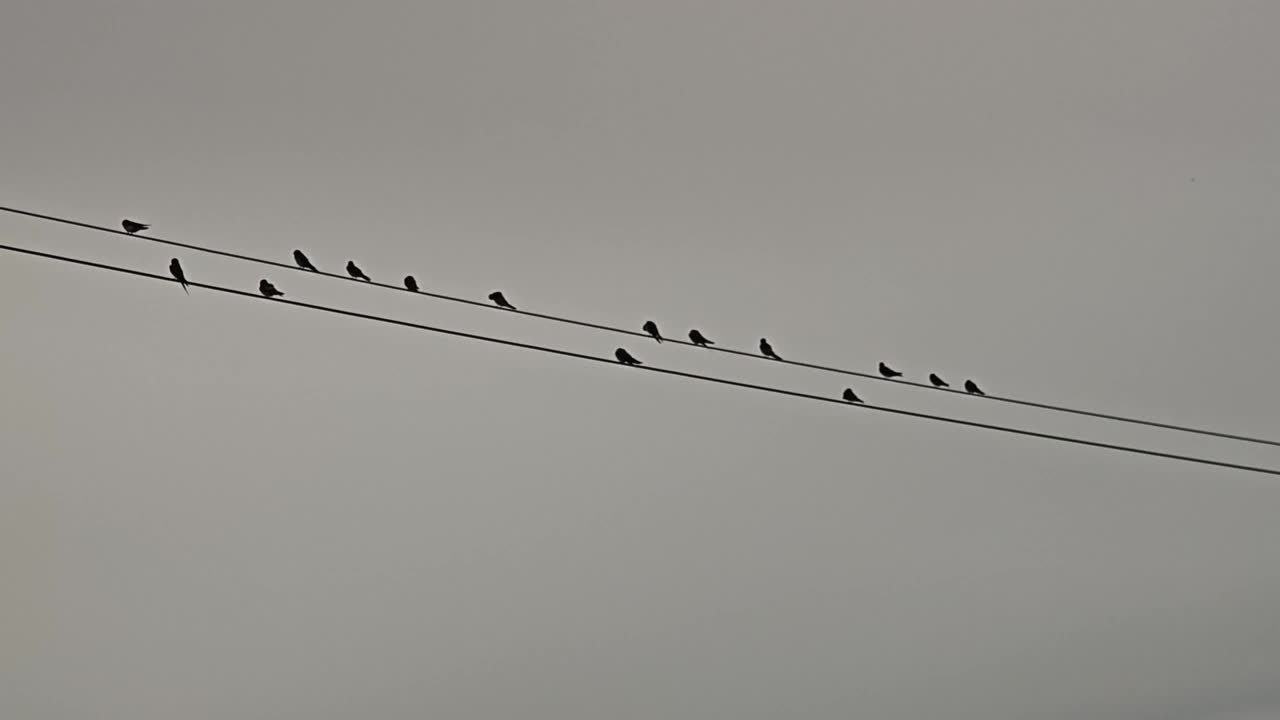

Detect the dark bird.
[
  {"left": 293, "top": 249, "right": 318, "bottom": 272},
  {"left": 168, "top": 258, "right": 189, "bottom": 295},
  {"left": 879, "top": 362, "right": 903, "bottom": 379},
  {"left": 121, "top": 219, "right": 149, "bottom": 234},
  {"left": 688, "top": 329, "right": 714, "bottom": 347},
  {"left": 346, "top": 260, "right": 370, "bottom": 282},
  {"left": 929, "top": 373, "right": 949, "bottom": 388},
  {"left": 759, "top": 338, "right": 781, "bottom": 360},
  {"left": 489, "top": 291, "right": 516, "bottom": 310},
  {"left": 259, "top": 279, "right": 284, "bottom": 298},
  {"left": 642, "top": 320, "right": 663, "bottom": 343},
  {"left": 615, "top": 348, "right": 642, "bottom": 366},
  {"left": 964, "top": 380, "right": 985, "bottom": 396},
  {"left": 404, "top": 275, "right": 419, "bottom": 292},
  {"left": 842, "top": 388, "right": 863, "bottom": 403}
]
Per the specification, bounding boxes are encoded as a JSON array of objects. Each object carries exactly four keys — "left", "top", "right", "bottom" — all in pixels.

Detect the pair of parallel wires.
[{"left": 2, "top": 204, "right": 1277, "bottom": 477}]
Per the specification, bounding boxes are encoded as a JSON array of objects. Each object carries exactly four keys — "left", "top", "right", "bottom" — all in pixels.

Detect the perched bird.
[
  {"left": 259, "top": 279, "right": 284, "bottom": 298},
  {"left": 168, "top": 258, "right": 189, "bottom": 295},
  {"left": 964, "top": 380, "right": 985, "bottom": 396},
  {"left": 928, "top": 373, "right": 949, "bottom": 388},
  {"left": 759, "top": 338, "right": 781, "bottom": 360},
  {"left": 489, "top": 291, "right": 516, "bottom": 310},
  {"left": 879, "top": 362, "right": 903, "bottom": 379},
  {"left": 404, "top": 275, "right": 419, "bottom": 292},
  {"left": 121, "top": 219, "right": 149, "bottom": 234},
  {"left": 615, "top": 348, "right": 642, "bottom": 366},
  {"left": 346, "top": 261, "right": 370, "bottom": 282},
  {"left": 293, "top": 250, "right": 318, "bottom": 272},
  {"left": 688, "top": 329, "right": 714, "bottom": 347},
  {"left": 842, "top": 388, "right": 863, "bottom": 403},
  {"left": 642, "top": 320, "right": 663, "bottom": 343}
]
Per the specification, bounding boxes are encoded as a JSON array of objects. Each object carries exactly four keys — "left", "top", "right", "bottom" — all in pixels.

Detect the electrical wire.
[
  {"left": 4, "top": 240, "right": 1278, "bottom": 478},
  {"left": 6, "top": 204, "right": 1275, "bottom": 448}
]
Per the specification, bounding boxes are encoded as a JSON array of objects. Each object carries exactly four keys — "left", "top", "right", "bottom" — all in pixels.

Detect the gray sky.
[{"left": 3, "top": 2, "right": 1280, "bottom": 718}]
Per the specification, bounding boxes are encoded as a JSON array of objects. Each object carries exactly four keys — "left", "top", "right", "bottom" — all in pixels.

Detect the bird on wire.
[
  {"left": 642, "top": 320, "right": 663, "bottom": 343},
  {"left": 168, "top": 258, "right": 189, "bottom": 295},
  {"left": 688, "top": 329, "right": 714, "bottom": 347},
  {"left": 259, "top": 279, "right": 284, "bottom": 298},
  {"left": 615, "top": 348, "right": 642, "bottom": 366},
  {"left": 346, "top": 260, "right": 370, "bottom": 282},
  {"left": 121, "top": 219, "right": 149, "bottom": 234},
  {"left": 879, "top": 362, "right": 903, "bottom": 379},
  {"left": 489, "top": 291, "right": 516, "bottom": 310},
  {"left": 842, "top": 388, "right": 863, "bottom": 403},
  {"left": 293, "top": 250, "right": 318, "bottom": 272},
  {"left": 759, "top": 338, "right": 781, "bottom": 360}
]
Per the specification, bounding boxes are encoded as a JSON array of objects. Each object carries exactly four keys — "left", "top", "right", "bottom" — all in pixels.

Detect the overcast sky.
[{"left": 4, "top": 2, "right": 1280, "bottom": 718}]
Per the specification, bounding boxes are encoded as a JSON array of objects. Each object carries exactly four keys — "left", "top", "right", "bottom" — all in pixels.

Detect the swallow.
[
  {"left": 929, "top": 373, "right": 949, "bottom": 388},
  {"left": 121, "top": 219, "right": 149, "bottom": 234},
  {"left": 259, "top": 279, "right": 284, "bottom": 298},
  {"left": 404, "top": 275, "right": 419, "bottom": 292},
  {"left": 964, "top": 380, "right": 985, "bottom": 395},
  {"left": 642, "top": 320, "right": 663, "bottom": 343},
  {"left": 293, "top": 250, "right": 318, "bottom": 272},
  {"left": 879, "top": 362, "right": 903, "bottom": 378},
  {"left": 688, "top": 329, "right": 714, "bottom": 347},
  {"left": 842, "top": 388, "right": 863, "bottom": 403},
  {"left": 615, "top": 348, "right": 642, "bottom": 365},
  {"left": 489, "top": 291, "right": 516, "bottom": 310},
  {"left": 168, "top": 258, "right": 189, "bottom": 295},
  {"left": 759, "top": 338, "right": 781, "bottom": 360},
  {"left": 346, "top": 261, "right": 370, "bottom": 281}
]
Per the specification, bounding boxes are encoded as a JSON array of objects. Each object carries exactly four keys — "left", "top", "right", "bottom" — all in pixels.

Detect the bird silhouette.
[
  {"left": 642, "top": 320, "right": 663, "bottom": 343},
  {"left": 615, "top": 348, "right": 642, "bottom": 365},
  {"left": 688, "top": 329, "right": 714, "bottom": 347},
  {"left": 842, "top": 388, "right": 863, "bottom": 403},
  {"left": 929, "top": 373, "right": 949, "bottom": 388},
  {"left": 489, "top": 291, "right": 516, "bottom": 310},
  {"left": 879, "top": 362, "right": 903, "bottom": 378},
  {"left": 168, "top": 258, "right": 189, "bottom": 295},
  {"left": 259, "top": 279, "right": 284, "bottom": 298},
  {"left": 404, "top": 275, "right": 419, "bottom": 292},
  {"left": 293, "top": 249, "right": 318, "bottom": 272},
  {"left": 964, "top": 380, "right": 985, "bottom": 395},
  {"left": 121, "top": 219, "right": 149, "bottom": 234},
  {"left": 759, "top": 338, "right": 781, "bottom": 360},
  {"left": 346, "top": 261, "right": 370, "bottom": 282}
]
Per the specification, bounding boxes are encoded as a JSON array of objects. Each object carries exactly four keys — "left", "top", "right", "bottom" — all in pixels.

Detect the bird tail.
[{"left": 182, "top": 282, "right": 189, "bottom": 295}]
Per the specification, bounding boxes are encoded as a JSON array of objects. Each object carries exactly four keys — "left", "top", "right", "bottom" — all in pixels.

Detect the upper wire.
[{"left": 3, "top": 203, "right": 1276, "bottom": 448}]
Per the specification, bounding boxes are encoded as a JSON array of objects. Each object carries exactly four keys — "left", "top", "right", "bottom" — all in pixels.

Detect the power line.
[
  {"left": 4, "top": 240, "right": 1278, "bottom": 479},
  {"left": 3, "top": 203, "right": 1277, "bottom": 449}
]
